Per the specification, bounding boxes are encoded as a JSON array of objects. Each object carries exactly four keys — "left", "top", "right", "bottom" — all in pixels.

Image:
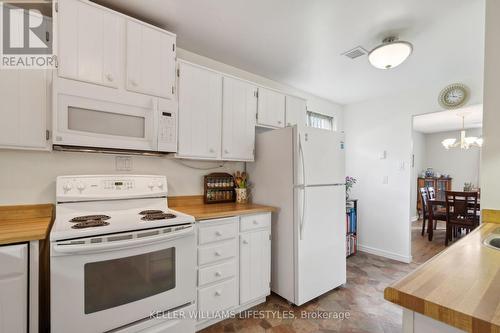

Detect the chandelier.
[{"left": 441, "top": 115, "right": 483, "bottom": 150}]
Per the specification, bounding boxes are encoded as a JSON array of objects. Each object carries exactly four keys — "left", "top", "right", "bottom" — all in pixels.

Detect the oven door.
[
  {"left": 50, "top": 226, "right": 196, "bottom": 333},
  {"left": 54, "top": 92, "right": 158, "bottom": 151}
]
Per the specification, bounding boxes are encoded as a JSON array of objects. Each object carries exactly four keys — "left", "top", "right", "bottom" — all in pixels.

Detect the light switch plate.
[{"left": 115, "top": 156, "right": 132, "bottom": 171}]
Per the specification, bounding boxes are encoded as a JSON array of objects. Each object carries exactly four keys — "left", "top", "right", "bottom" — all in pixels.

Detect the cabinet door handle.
[
  {"left": 215, "top": 290, "right": 222, "bottom": 296},
  {"left": 242, "top": 239, "right": 248, "bottom": 244},
  {"left": 253, "top": 220, "right": 258, "bottom": 225},
  {"left": 215, "top": 271, "right": 222, "bottom": 277},
  {"left": 209, "top": 148, "right": 215, "bottom": 153},
  {"left": 278, "top": 121, "right": 282, "bottom": 125},
  {"left": 106, "top": 74, "right": 114, "bottom": 82},
  {"left": 224, "top": 149, "right": 229, "bottom": 154},
  {"left": 215, "top": 231, "right": 222, "bottom": 236},
  {"left": 130, "top": 80, "right": 138, "bottom": 86},
  {"left": 214, "top": 251, "right": 222, "bottom": 256}
]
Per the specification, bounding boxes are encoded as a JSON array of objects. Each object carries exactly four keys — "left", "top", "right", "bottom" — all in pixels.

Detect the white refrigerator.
[{"left": 248, "top": 126, "right": 346, "bottom": 305}]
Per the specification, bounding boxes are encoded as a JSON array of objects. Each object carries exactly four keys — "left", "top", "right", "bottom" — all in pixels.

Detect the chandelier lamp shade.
[{"left": 441, "top": 116, "right": 483, "bottom": 150}]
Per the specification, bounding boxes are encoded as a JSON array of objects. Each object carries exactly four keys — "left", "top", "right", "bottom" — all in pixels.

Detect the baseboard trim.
[{"left": 358, "top": 244, "right": 412, "bottom": 263}]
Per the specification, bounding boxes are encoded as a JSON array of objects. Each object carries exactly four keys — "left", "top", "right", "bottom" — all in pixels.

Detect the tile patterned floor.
[{"left": 200, "top": 220, "right": 448, "bottom": 333}]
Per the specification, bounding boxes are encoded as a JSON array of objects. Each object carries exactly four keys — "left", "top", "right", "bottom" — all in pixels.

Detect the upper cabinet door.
[
  {"left": 257, "top": 87, "right": 285, "bottom": 128},
  {"left": 285, "top": 95, "right": 307, "bottom": 128},
  {"left": 57, "top": 0, "right": 121, "bottom": 88},
  {"left": 178, "top": 62, "right": 222, "bottom": 160},
  {"left": 222, "top": 77, "right": 257, "bottom": 161},
  {"left": 0, "top": 70, "right": 49, "bottom": 150},
  {"left": 126, "top": 20, "right": 176, "bottom": 99}
]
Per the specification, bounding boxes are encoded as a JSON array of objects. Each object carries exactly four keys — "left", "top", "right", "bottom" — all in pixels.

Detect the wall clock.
[{"left": 438, "top": 83, "right": 469, "bottom": 109}]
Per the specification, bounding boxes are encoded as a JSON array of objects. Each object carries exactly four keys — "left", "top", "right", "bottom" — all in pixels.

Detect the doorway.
[{"left": 410, "top": 104, "right": 483, "bottom": 262}]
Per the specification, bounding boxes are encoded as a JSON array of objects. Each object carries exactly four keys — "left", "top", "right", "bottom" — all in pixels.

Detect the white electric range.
[{"left": 50, "top": 175, "right": 196, "bottom": 333}]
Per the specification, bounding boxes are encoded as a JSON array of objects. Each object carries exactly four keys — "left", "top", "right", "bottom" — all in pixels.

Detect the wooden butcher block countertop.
[
  {"left": 385, "top": 223, "right": 500, "bottom": 333},
  {"left": 169, "top": 195, "right": 277, "bottom": 221},
  {"left": 0, "top": 204, "right": 54, "bottom": 245}
]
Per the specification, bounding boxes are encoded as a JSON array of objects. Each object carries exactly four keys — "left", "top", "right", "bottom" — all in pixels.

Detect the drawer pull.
[
  {"left": 215, "top": 290, "right": 222, "bottom": 296},
  {"left": 253, "top": 220, "right": 258, "bottom": 225},
  {"left": 215, "top": 271, "right": 222, "bottom": 277},
  {"left": 242, "top": 239, "right": 249, "bottom": 244},
  {"left": 215, "top": 231, "right": 222, "bottom": 236},
  {"left": 215, "top": 251, "right": 222, "bottom": 256}
]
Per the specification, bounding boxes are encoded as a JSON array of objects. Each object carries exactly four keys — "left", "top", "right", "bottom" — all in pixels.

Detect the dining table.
[{"left": 427, "top": 193, "right": 481, "bottom": 241}]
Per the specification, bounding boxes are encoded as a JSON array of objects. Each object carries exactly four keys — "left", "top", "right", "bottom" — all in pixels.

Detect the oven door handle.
[{"left": 52, "top": 225, "right": 194, "bottom": 255}]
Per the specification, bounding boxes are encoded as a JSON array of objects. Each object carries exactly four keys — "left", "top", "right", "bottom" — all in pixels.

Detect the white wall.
[
  {"left": 423, "top": 129, "right": 481, "bottom": 191},
  {"left": 411, "top": 131, "right": 425, "bottom": 219},
  {"left": 481, "top": 0, "right": 500, "bottom": 210},
  {"left": 0, "top": 49, "right": 344, "bottom": 205}
]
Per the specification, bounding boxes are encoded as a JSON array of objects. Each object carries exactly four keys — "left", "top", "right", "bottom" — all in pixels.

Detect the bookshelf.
[{"left": 346, "top": 199, "right": 358, "bottom": 257}]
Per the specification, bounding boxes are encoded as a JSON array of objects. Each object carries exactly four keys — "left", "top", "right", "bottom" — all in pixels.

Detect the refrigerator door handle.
[
  {"left": 298, "top": 133, "right": 307, "bottom": 240},
  {"left": 299, "top": 186, "right": 306, "bottom": 240},
  {"left": 299, "top": 133, "right": 306, "bottom": 186}
]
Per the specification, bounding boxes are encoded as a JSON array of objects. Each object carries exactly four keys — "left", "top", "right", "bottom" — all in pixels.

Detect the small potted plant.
[
  {"left": 234, "top": 171, "right": 248, "bottom": 204},
  {"left": 346, "top": 176, "right": 357, "bottom": 200}
]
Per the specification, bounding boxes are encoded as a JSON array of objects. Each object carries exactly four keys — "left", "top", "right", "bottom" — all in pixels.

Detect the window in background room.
[{"left": 307, "top": 111, "right": 335, "bottom": 131}]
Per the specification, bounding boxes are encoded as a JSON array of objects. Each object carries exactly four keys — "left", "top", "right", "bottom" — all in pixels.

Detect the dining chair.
[
  {"left": 428, "top": 187, "right": 436, "bottom": 199},
  {"left": 420, "top": 188, "right": 446, "bottom": 237},
  {"left": 444, "top": 191, "right": 480, "bottom": 246}
]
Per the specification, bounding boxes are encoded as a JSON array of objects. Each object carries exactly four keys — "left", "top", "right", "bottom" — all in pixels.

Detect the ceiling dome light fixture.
[{"left": 368, "top": 36, "right": 413, "bottom": 70}]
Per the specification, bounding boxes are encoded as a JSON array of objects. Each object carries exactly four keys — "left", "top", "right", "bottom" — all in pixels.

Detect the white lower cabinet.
[
  {"left": 0, "top": 244, "right": 28, "bottom": 333},
  {"left": 240, "top": 228, "right": 271, "bottom": 304},
  {"left": 196, "top": 213, "right": 271, "bottom": 331}
]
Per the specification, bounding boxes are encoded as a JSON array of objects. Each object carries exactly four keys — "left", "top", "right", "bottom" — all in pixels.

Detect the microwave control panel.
[{"left": 158, "top": 99, "right": 177, "bottom": 152}]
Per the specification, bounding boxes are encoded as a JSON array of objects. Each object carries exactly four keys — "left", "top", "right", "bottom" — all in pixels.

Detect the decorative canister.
[{"left": 235, "top": 188, "right": 248, "bottom": 204}]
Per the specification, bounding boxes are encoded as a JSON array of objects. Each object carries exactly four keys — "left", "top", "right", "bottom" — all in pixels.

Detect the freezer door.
[
  {"left": 296, "top": 127, "right": 345, "bottom": 186},
  {"left": 295, "top": 185, "right": 346, "bottom": 305}
]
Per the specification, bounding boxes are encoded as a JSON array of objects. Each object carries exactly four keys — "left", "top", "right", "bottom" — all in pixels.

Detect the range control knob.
[
  {"left": 157, "top": 181, "right": 164, "bottom": 189},
  {"left": 63, "top": 182, "right": 72, "bottom": 192},
  {"left": 148, "top": 182, "right": 155, "bottom": 190},
  {"left": 76, "top": 182, "right": 86, "bottom": 192}
]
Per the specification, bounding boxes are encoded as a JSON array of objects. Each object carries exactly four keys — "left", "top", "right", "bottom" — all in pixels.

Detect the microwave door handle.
[{"left": 53, "top": 226, "right": 194, "bottom": 255}]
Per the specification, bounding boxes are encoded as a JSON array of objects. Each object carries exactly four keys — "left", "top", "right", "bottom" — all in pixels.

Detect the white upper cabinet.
[
  {"left": 57, "top": 0, "right": 121, "bottom": 88},
  {"left": 285, "top": 95, "right": 307, "bottom": 128},
  {"left": 0, "top": 70, "right": 50, "bottom": 150},
  {"left": 257, "top": 87, "right": 285, "bottom": 128},
  {"left": 126, "top": 20, "right": 176, "bottom": 99},
  {"left": 178, "top": 61, "right": 222, "bottom": 160},
  {"left": 222, "top": 77, "right": 257, "bottom": 161}
]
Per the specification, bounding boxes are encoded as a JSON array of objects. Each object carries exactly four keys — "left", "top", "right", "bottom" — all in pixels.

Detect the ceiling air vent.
[{"left": 342, "top": 46, "right": 368, "bottom": 59}]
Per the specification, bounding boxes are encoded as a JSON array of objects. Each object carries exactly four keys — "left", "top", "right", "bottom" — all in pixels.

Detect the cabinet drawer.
[
  {"left": 240, "top": 213, "right": 271, "bottom": 232},
  {"left": 198, "top": 260, "right": 237, "bottom": 286},
  {"left": 199, "top": 221, "right": 238, "bottom": 245},
  {"left": 198, "top": 240, "right": 237, "bottom": 266},
  {"left": 198, "top": 278, "right": 238, "bottom": 313}
]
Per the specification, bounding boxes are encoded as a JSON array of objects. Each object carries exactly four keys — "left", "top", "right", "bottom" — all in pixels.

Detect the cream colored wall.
[
  {"left": 0, "top": 49, "right": 344, "bottom": 205},
  {"left": 481, "top": 0, "right": 500, "bottom": 210}
]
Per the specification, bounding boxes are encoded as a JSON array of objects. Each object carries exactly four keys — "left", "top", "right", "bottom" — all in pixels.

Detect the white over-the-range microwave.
[{"left": 53, "top": 77, "right": 177, "bottom": 153}]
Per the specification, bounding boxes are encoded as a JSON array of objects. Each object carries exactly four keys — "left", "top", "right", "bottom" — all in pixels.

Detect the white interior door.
[
  {"left": 295, "top": 185, "right": 346, "bottom": 305},
  {"left": 298, "top": 127, "right": 345, "bottom": 186}
]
